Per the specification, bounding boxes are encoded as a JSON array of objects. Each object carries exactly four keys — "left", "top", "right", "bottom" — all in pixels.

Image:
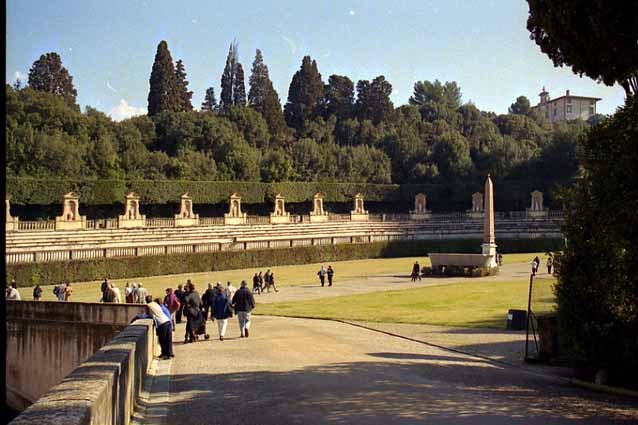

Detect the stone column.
[
  {"left": 175, "top": 193, "right": 199, "bottom": 227},
  {"left": 270, "top": 193, "right": 290, "bottom": 224},
  {"left": 481, "top": 175, "right": 498, "bottom": 268},
  {"left": 55, "top": 192, "right": 87, "bottom": 230},
  {"left": 309, "top": 192, "right": 328, "bottom": 223}
]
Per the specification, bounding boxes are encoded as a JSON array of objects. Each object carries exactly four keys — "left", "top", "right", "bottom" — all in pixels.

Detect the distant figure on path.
[
  {"left": 101, "top": 278, "right": 110, "bottom": 302},
  {"left": 64, "top": 282, "right": 73, "bottom": 302},
  {"left": 184, "top": 282, "right": 208, "bottom": 343},
  {"left": 33, "top": 285, "right": 42, "bottom": 301},
  {"left": 547, "top": 255, "right": 553, "bottom": 275},
  {"left": 125, "top": 282, "right": 134, "bottom": 303},
  {"left": 327, "top": 265, "right": 334, "bottom": 287},
  {"left": 232, "top": 280, "right": 255, "bottom": 338},
  {"left": 253, "top": 273, "right": 262, "bottom": 294},
  {"left": 146, "top": 295, "right": 173, "bottom": 360},
  {"left": 212, "top": 285, "right": 232, "bottom": 341},
  {"left": 136, "top": 283, "right": 148, "bottom": 304},
  {"left": 175, "top": 284, "right": 186, "bottom": 324},
  {"left": 54, "top": 282, "right": 66, "bottom": 302},
  {"left": 110, "top": 282, "right": 121, "bottom": 303},
  {"left": 225, "top": 281, "right": 236, "bottom": 300},
  {"left": 411, "top": 261, "right": 421, "bottom": 282},
  {"left": 202, "top": 283, "right": 215, "bottom": 320},
  {"left": 318, "top": 265, "right": 326, "bottom": 287},
  {"left": 6, "top": 281, "right": 21, "bottom": 301},
  {"left": 164, "top": 288, "right": 180, "bottom": 330},
  {"left": 531, "top": 256, "right": 540, "bottom": 276},
  {"left": 269, "top": 272, "right": 279, "bottom": 292},
  {"left": 497, "top": 253, "right": 503, "bottom": 266}
]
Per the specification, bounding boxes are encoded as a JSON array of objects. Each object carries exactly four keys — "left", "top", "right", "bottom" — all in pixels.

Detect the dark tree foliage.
[
  {"left": 555, "top": 96, "right": 638, "bottom": 384},
  {"left": 527, "top": 0, "right": 638, "bottom": 95},
  {"left": 284, "top": 56, "right": 324, "bottom": 130},
  {"left": 248, "top": 50, "right": 287, "bottom": 138},
  {"left": 323, "top": 75, "right": 355, "bottom": 120},
  {"left": 220, "top": 42, "right": 238, "bottom": 110},
  {"left": 201, "top": 87, "right": 218, "bottom": 112},
  {"left": 356, "top": 76, "right": 394, "bottom": 125},
  {"left": 409, "top": 80, "right": 462, "bottom": 125},
  {"left": 174, "top": 59, "right": 193, "bottom": 111},
  {"left": 233, "top": 62, "right": 247, "bottom": 107},
  {"left": 28, "top": 52, "right": 78, "bottom": 107},
  {"left": 148, "top": 41, "right": 179, "bottom": 116},
  {"left": 508, "top": 96, "right": 531, "bottom": 115}
]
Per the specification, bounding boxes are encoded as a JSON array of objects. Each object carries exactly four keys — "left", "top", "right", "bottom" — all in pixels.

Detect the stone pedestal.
[
  {"left": 55, "top": 192, "right": 87, "bottom": 230},
  {"left": 119, "top": 193, "right": 146, "bottom": 229},
  {"left": 467, "top": 211, "right": 484, "bottom": 220},
  {"left": 309, "top": 193, "right": 328, "bottom": 223},
  {"left": 410, "top": 193, "right": 431, "bottom": 220},
  {"left": 269, "top": 193, "right": 290, "bottom": 224},
  {"left": 481, "top": 242, "right": 498, "bottom": 269},
  {"left": 467, "top": 192, "right": 484, "bottom": 219},
  {"left": 350, "top": 193, "right": 369, "bottom": 221},
  {"left": 175, "top": 193, "right": 200, "bottom": 227},
  {"left": 224, "top": 193, "right": 247, "bottom": 225}
]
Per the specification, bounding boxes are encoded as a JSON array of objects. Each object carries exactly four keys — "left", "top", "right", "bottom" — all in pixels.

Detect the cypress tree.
[
  {"left": 233, "top": 63, "right": 247, "bottom": 107},
  {"left": 28, "top": 52, "right": 78, "bottom": 106},
  {"left": 220, "top": 42, "right": 236, "bottom": 110},
  {"left": 148, "top": 40, "right": 179, "bottom": 116},
  {"left": 175, "top": 59, "right": 193, "bottom": 111},
  {"left": 201, "top": 87, "right": 218, "bottom": 112},
  {"left": 248, "top": 49, "right": 286, "bottom": 134},
  {"left": 284, "top": 56, "right": 324, "bottom": 130}
]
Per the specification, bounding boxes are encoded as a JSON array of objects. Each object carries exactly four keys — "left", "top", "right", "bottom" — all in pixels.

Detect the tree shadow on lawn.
[{"left": 163, "top": 359, "right": 638, "bottom": 425}]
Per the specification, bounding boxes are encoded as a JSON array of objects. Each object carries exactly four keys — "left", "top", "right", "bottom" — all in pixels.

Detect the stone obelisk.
[{"left": 481, "top": 174, "right": 498, "bottom": 268}]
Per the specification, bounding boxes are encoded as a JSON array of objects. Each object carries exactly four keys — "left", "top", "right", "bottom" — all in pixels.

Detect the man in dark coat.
[
  {"left": 184, "top": 282, "right": 209, "bottom": 343},
  {"left": 175, "top": 284, "right": 186, "bottom": 324},
  {"left": 232, "top": 280, "right": 256, "bottom": 338}
]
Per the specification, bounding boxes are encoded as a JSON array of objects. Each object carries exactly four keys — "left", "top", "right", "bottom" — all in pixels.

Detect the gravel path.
[{"left": 157, "top": 316, "right": 637, "bottom": 425}]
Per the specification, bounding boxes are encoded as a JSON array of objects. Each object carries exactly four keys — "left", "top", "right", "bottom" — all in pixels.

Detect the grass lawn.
[{"left": 256, "top": 276, "right": 557, "bottom": 329}]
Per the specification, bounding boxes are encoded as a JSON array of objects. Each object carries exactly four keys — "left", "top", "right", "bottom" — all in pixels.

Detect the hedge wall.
[
  {"left": 7, "top": 237, "right": 564, "bottom": 286},
  {"left": 6, "top": 177, "right": 563, "bottom": 211}
]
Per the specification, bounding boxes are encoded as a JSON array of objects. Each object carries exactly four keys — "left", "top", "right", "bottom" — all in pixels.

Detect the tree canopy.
[
  {"left": 147, "top": 41, "right": 179, "bottom": 116},
  {"left": 28, "top": 52, "right": 78, "bottom": 108}
]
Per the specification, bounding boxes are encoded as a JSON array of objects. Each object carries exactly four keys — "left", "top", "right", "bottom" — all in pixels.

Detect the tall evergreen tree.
[
  {"left": 356, "top": 76, "right": 394, "bottom": 124},
  {"left": 284, "top": 56, "right": 324, "bottom": 130},
  {"left": 248, "top": 49, "right": 286, "bottom": 135},
  {"left": 174, "top": 59, "right": 193, "bottom": 111},
  {"left": 201, "top": 87, "right": 218, "bottom": 112},
  {"left": 220, "top": 42, "right": 237, "bottom": 110},
  {"left": 28, "top": 52, "right": 78, "bottom": 106},
  {"left": 148, "top": 40, "right": 179, "bottom": 116},
  {"left": 323, "top": 74, "right": 355, "bottom": 120},
  {"left": 233, "top": 63, "right": 247, "bottom": 107}
]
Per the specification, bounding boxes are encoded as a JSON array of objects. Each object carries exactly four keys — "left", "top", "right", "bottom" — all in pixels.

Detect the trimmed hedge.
[
  {"left": 7, "top": 237, "right": 564, "bottom": 286},
  {"left": 6, "top": 177, "right": 563, "bottom": 211}
]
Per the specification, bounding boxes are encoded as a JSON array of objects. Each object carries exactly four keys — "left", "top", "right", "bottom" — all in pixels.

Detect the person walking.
[
  {"left": 136, "top": 283, "right": 148, "bottom": 304},
  {"left": 318, "top": 265, "right": 326, "bottom": 287},
  {"left": 269, "top": 272, "right": 279, "bottom": 292},
  {"left": 64, "top": 282, "right": 73, "bottom": 302},
  {"left": 212, "top": 285, "right": 232, "bottom": 341},
  {"left": 164, "top": 288, "right": 181, "bottom": 330},
  {"left": 232, "top": 280, "right": 255, "bottom": 338},
  {"left": 184, "top": 282, "right": 208, "bottom": 343},
  {"left": 6, "top": 282, "right": 21, "bottom": 301},
  {"left": 252, "top": 273, "right": 261, "bottom": 294},
  {"left": 225, "top": 281, "right": 236, "bottom": 300},
  {"left": 411, "top": 261, "right": 421, "bottom": 282},
  {"left": 146, "top": 296, "right": 173, "bottom": 360},
  {"left": 110, "top": 282, "right": 121, "bottom": 303},
  {"left": 33, "top": 284, "right": 42, "bottom": 301},
  {"left": 327, "top": 265, "right": 334, "bottom": 287},
  {"left": 175, "top": 284, "right": 186, "bottom": 324},
  {"left": 202, "top": 283, "right": 215, "bottom": 321},
  {"left": 263, "top": 270, "right": 271, "bottom": 292},
  {"left": 54, "top": 282, "right": 66, "bottom": 301},
  {"left": 547, "top": 255, "right": 553, "bottom": 275},
  {"left": 125, "top": 282, "right": 134, "bottom": 303},
  {"left": 531, "top": 256, "right": 540, "bottom": 276},
  {"left": 101, "top": 277, "right": 110, "bottom": 302}
]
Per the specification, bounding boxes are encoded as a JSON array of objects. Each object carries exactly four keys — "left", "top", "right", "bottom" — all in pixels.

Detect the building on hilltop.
[{"left": 532, "top": 87, "right": 601, "bottom": 123}]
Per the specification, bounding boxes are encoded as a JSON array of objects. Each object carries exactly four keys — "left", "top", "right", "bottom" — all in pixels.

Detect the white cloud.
[
  {"left": 106, "top": 80, "right": 117, "bottom": 93},
  {"left": 14, "top": 71, "right": 26, "bottom": 82},
  {"left": 349, "top": 10, "right": 355, "bottom": 15},
  {"left": 109, "top": 99, "right": 146, "bottom": 121}
]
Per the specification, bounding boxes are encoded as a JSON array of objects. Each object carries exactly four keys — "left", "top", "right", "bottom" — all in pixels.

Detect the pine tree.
[
  {"left": 174, "top": 59, "right": 193, "bottom": 111},
  {"left": 220, "top": 42, "right": 237, "bottom": 110},
  {"left": 233, "top": 63, "right": 247, "bottom": 107},
  {"left": 148, "top": 40, "right": 179, "bottom": 116},
  {"left": 356, "top": 76, "right": 394, "bottom": 124},
  {"left": 28, "top": 52, "right": 78, "bottom": 106},
  {"left": 284, "top": 56, "right": 324, "bottom": 130},
  {"left": 323, "top": 74, "right": 355, "bottom": 119},
  {"left": 249, "top": 49, "right": 286, "bottom": 135},
  {"left": 201, "top": 87, "right": 218, "bottom": 112}
]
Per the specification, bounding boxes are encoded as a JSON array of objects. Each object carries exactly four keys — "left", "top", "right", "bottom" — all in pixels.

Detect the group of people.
[
  {"left": 252, "top": 270, "right": 279, "bottom": 294},
  {"left": 99, "top": 278, "right": 149, "bottom": 304},
  {"left": 144, "top": 279, "right": 256, "bottom": 360},
  {"left": 531, "top": 255, "right": 554, "bottom": 276},
  {"left": 52, "top": 281, "right": 73, "bottom": 301},
  {"left": 6, "top": 280, "right": 21, "bottom": 300},
  {"left": 317, "top": 265, "right": 335, "bottom": 286}
]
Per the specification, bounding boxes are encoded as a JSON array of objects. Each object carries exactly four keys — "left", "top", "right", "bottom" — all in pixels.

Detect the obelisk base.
[{"left": 481, "top": 242, "right": 498, "bottom": 269}]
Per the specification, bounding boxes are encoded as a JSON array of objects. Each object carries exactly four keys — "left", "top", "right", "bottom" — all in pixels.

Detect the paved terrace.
[{"left": 134, "top": 263, "right": 637, "bottom": 424}]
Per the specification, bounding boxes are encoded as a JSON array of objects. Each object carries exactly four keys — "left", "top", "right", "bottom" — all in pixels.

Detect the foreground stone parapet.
[
  {"left": 175, "top": 193, "right": 199, "bottom": 227},
  {"left": 410, "top": 193, "right": 431, "bottom": 220},
  {"left": 224, "top": 193, "right": 247, "bottom": 225},
  {"left": 118, "top": 193, "right": 146, "bottom": 229},
  {"left": 270, "top": 193, "right": 290, "bottom": 224},
  {"left": 6, "top": 194, "right": 19, "bottom": 232},
  {"left": 527, "top": 190, "right": 548, "bottom": 219},
  {"left": 55, "top": 192, "right": 87, "bottom": 231},
  {"left": 350, "top": 193, "right": 369, "bottom": 222},
  {"left": 309, "top": 192, "right": 328, "bottom": 223}
]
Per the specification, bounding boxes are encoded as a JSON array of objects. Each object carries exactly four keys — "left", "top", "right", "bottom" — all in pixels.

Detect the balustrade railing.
[
  {"left": 17, "top": 220, "right": 55, "bottom": 231},
  {"left": 200, "top": 217, "right": 225, "bottom": 226},
  {"left": 328, "top": 214, "right": 351, "bottom": 222},
  {"left": 145, "top": 218, "right": 176, "bottom": 228},
  {"left": 246, "top": 216, "right": 270, "bottom": 225}
]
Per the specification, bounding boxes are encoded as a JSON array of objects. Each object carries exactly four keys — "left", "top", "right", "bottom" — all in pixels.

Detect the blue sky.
[{"left": 6, "top": 0, "right": 626, "bottom": 120}]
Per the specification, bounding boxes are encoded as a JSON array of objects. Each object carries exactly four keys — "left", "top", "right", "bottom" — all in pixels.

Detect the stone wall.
[{"left": 6, "top": 301, "right": 148, "bottom": 415}]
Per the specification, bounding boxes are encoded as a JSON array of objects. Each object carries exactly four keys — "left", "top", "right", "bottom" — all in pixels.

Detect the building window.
[{"left": 566, "top": 105, "right": 572, "bottom": 113}]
